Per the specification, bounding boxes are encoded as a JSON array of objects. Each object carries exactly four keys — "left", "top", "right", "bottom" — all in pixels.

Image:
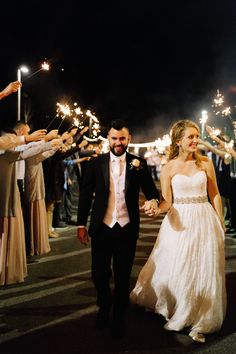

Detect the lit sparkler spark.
[
  {"left": 221, "top": 106, "right": 231, "bottom": 116},
  {"left": 22, "top": 60, "right": 50, "bottom": 82},
  {"left": 73, "top": 117, "right": 80, "bottom": 127},
  {"left": 41, "top": 61, "right": 50, "bottom": 70},
  {"left": 199, "top": 110, "right": 208, "bottom": 124},
  {"left": 56, "top": 103, "right": 72, "bottom": 118},
  {"left": 212, "top": 89, "right": 224, "bottom": 107},
  {"left": 86, "top": 110, "right": 100, "bottom": 138},
  {"left": 211, "top": 128, "right": 221, "bottom": 136},
  {"left": 212, "top": 89, "right": 232, "bottom": 119},
  {"left": 74, "top": 107, "right": 83, "bottom": 115}
]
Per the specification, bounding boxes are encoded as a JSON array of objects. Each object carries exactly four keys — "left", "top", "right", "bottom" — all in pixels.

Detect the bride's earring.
[{"left": 177, "top": 143, "right": 182, "bottom": 151}]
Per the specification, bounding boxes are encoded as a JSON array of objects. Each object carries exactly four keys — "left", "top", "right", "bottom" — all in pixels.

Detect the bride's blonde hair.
[{"left": 168, "top": 120, "right": 201, "bottom": 166}]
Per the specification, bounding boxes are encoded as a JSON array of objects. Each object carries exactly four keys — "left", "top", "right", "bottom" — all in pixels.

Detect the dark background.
[{"left": 1, "top": 0, "right": 236, "bottom": 141}]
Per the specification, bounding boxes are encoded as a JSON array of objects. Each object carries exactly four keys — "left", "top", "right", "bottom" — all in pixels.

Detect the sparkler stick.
[
  {"left": 21, "top": 61, "right": 50, "bottom": 82},
  {"left": 57, "top": 117, "right": 66, "bottom": 130},
  {"left": 45, "top": 115, "right": 58, "bottom": 130}
]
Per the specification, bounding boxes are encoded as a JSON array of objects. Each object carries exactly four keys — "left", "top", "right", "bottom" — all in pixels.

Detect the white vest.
[{"left": 103, "top": 153, "right": 130, "bottom": 228}]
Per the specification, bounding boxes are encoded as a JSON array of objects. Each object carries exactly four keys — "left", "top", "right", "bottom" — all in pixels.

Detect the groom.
[{"left": 77, "top": 119, "right": 159, "bottom": 338}]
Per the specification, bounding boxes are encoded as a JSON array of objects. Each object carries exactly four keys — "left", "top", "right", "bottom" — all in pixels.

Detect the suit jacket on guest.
[{"left": 77, "top": 152, "right": 159, "bottom": 238}]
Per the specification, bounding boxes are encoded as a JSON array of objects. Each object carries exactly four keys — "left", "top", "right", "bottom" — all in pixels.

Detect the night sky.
[{"left": 1, "top": 0, "right": 236, "bottom": 141}]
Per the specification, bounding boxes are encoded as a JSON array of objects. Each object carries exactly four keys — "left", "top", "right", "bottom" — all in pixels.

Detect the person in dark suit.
[{"left": 77, "top": 119, "right": 159, "bottom": 338}]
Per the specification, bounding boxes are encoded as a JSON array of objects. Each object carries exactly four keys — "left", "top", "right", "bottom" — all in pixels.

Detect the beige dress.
[
  {"left": 24, "top": 147, "right": 57, "bottom": 256},
  {"left": 0, "top": 141, "right": 53, "bottom": 285},
  {"left": 0, "top": 150, "right": 27, "bottom": 285}
]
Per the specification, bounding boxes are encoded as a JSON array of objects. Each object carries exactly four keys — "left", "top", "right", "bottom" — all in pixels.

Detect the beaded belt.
[{"left": 174, "top": 196, "right": 208, "bottom": 204}]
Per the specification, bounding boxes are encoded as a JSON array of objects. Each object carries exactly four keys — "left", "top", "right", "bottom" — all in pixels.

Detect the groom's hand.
[
  {"left": 77, "top": 227, "right": 90, "bottom": 245},
  {"left": 141, "top": 199, "right": 160, "bottom": 217}
]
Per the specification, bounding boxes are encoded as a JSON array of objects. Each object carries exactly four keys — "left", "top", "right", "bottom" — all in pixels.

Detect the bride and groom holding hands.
[{"left": 76, "top": 118, "right": 226, "bottom": 343}]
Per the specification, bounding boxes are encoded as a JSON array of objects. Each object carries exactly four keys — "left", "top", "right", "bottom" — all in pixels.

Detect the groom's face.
[{"left": 108, "top": 127, "right": 131, "bottom": 156}]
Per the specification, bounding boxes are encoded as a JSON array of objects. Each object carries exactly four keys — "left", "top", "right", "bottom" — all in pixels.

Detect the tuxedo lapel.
[
  {"left": 125, "top": 153, "right": 132, "bottom": 194},
  {"left": 101, "top": 153, "right": 110, "bottom": 189}
]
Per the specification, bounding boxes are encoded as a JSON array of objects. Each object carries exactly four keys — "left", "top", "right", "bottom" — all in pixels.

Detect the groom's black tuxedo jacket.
[{"left": 77, "top": 152, "right": 159, "bottom": 238}]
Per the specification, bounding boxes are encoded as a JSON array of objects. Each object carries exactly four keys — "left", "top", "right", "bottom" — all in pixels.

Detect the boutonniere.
[{"left": 129, "top": 158, "right": 143, "bottom": 170}]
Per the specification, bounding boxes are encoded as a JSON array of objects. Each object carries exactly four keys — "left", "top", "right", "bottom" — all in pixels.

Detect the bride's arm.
[
  {"left": 205, "top": 158, "right": 224, "bottom": 229},
  {"left": 157, "top": 163, "right": 173, "bottom": 214},
  {"left": 143, "top": 163, "right": 172, "bottom": 216}
]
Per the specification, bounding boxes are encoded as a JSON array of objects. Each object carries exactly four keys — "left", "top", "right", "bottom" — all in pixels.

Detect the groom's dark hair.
[{"left": 109, "top": 119, "right": 129, "bottom": 131}]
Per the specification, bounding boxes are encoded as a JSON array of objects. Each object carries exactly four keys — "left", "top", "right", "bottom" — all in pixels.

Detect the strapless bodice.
[{"left": 171, "top": 171, "right": 207, "bottom": 200}]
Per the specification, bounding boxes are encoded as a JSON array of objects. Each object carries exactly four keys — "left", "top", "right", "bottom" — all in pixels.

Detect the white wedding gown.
[{"left": 131, "top": 171, "right": 226, "bottom": 334}]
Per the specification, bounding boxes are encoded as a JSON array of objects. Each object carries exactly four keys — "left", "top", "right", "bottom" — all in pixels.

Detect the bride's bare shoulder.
[{"left": 161, "top": 160, "right": 175, "bottom": 175}]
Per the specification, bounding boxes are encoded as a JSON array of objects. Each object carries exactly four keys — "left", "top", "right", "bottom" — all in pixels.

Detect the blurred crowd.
[{"left": 0, "top": 80, "right": 103, "bottom": 285}]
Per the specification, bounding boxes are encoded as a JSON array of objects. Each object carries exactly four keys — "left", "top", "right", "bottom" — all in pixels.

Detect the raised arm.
[
  {"left": 198, "top": 138, "right": 232, "bottom": 164},
  {"left": 0, "top": 134, "right": 25, "bottom": 150},
  {"left": 0, "top": 81, "right": 21, "bottom": 100}
]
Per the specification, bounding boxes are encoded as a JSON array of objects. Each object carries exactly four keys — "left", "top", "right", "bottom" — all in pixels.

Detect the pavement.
[{"left": 0, "top": 207, "right": 236, "bottom": 354}]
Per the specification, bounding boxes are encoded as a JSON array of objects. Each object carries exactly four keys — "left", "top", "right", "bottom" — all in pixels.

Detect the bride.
[{"left": 130, "top": 120, "right": 226, "bottom": 343}]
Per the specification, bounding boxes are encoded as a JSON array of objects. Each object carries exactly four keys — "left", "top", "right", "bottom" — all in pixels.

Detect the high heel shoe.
[{"left": 189, "top": 330, "right": 205, "bottom": 343}]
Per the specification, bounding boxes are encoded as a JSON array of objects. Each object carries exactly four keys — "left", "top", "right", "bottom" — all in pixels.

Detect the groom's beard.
[{"left": 110, "top": 145, "right": 128, "bottom": 156}]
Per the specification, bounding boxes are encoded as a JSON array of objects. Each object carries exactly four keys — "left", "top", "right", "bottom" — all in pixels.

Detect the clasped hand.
[{"left": 140, "top": 199, "right": 160, "bottom": 217}]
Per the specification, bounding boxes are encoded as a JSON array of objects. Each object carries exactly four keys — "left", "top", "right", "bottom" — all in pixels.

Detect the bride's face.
[{"left": 178, "top": 127, "right": 199, "bottom": 153}]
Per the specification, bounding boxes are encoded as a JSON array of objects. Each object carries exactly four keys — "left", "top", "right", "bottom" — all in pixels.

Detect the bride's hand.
[{"left": 141, "top": 200, "right": 160, "bottom": 217}]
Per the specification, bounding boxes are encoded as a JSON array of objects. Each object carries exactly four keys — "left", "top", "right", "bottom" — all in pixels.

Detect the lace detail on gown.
[
  {"left": 174, "top": 195, "right": 208, "bottom": 204},
  {"left": 130, "top": 171, "right": 226, "bottom": 334}
]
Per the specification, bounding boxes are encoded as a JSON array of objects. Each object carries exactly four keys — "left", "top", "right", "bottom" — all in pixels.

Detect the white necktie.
[{"left": 113, "top": 158, "right": 121, "bottom": 178}]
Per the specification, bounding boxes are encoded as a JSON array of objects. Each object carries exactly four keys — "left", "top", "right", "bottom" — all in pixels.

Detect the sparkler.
[
  {"left": 21, "top": 61, "right": 50, "bottom": 82},
  {"left": 212, "top": 89, "right": 233, "bottom": 121},
  {"left": 46, "top": 102, "right": 73, "bottom": 131},
  {"left": 71, "top": 103, "right": 85, "bottom": 129},
  {"left": 211, "top": 128, "right": 221, "bottom": 136},
  {"left": 199, "top": 110, "right": 208, "bottom": 139},
  {"left": 56, "top": 103, "right": 73, "bottom": 130},
  {"left": 86, "top": 110, "right": 100, "bottom": 138}
]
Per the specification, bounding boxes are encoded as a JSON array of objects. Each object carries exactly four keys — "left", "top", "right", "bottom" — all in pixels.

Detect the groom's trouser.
[{"left": 91, "top": 222, "right": 137, "bottom": 317}]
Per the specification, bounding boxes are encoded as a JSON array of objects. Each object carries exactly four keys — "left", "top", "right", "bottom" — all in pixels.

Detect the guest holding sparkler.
[
  {"left": 206, "top": 125, "right": 236, "bottom": 235},
  {"left": 0, "top": 80, "right": 28, "bottom": 151},
  {"left": 0, "top": 81, "right": 21, "bottom": 100},
  {"left": 12, "top": 121, "right": 47, "bottom": 207},
  {"left": 24, "top": 130, "right": 62, "bottom": 258},
  {"left": 0, "top": 129, "right": 58, "bottom": 285},
  {"left": 43, "top": 129, "right": 90, "bottom": 235},
  {"left": 199, "top": 136, "right": 232, "bottom": 230}
]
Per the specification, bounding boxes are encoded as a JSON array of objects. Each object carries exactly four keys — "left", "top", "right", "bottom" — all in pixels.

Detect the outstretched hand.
[
  {"left": 77, "top": 227, "right": 90, "bottom": 245},
  {"left": 0, "top": 81, "right": 22, "bottom": 99}
]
